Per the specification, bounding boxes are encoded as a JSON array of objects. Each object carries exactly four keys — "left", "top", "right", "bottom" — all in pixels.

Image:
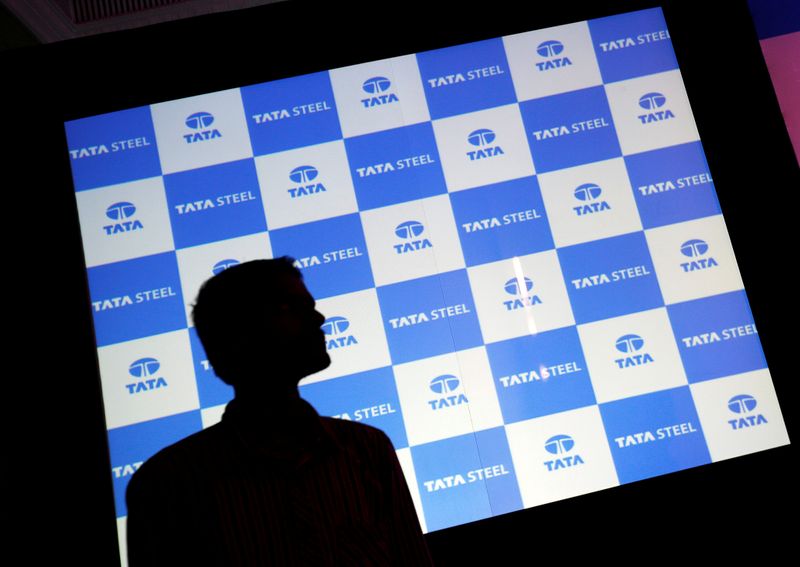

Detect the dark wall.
[{"left": 5, "top": 1, "right": 795, "bottom": 563}]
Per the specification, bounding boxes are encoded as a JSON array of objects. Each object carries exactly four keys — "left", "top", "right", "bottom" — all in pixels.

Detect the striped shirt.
[{"left": 126, "top": 398, "right": 434, "bottom": 566}]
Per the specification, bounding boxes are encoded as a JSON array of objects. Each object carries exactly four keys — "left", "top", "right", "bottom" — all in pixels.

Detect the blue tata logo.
[
  {"left": 615, "top": 334, "right": 653, "bottom": 368},
  {"left": 544, "top": 434, "right": 574, "bottom": 454},
  {"left": 322, "top": 316, "right": 357, "bottom": 349},
  {"left": 430, "top": 374, "right": 460, "bottom": 394},
  {"left": 466, "top": 129, "right": 504, "bottom": 161},
  {"left": 574, "top": 183, "right": 602, "bottom": 201},
  {"left": 185, "top": 112, "right": 215, "bottom": 130},
  {"left": 544, "top": 434, "right": 584, "bottom": 471},
  {"left": 394, "top": 221, "right": 432, "bottom": 254},
  {"left": 573, "top": 183, "right": 611, "bottom": 216},
  {"left": 287, "top": 165, "right": 326, "bottom": 199},
  {"left": 727, "top": 394, "right": 768, "bottom": 430},
  {"left": 468, "top": 128, "right": 496, "bottom": 146},
  {"left": 184, "top": 111, "right": 222, "bottom": 143},
  {"left": 503, "top": 276, "right": 541, "bottom": 310},
  {"left": 680, "top": 239, "right": 709, "bottom": 257},
  {"left": 728, "top": 394, "right": 757, "bottom": 414},
  {"left": 104, "top": 201, "right": 143, "bottom": 235},
  {"left": 637, "top": 92, "right": 675, "bottom": 124},
  {"left": 322, "top": 316, "right": 350, "bottom": 336},
  {"left": 361, "top": 76, "right": 398, "bottom": 107},
  {"left": 536, "top": 40, "right": 572, "bottom": 71},
  {"left": 680, "top": 239, "right": 718, "bottom": 272},
  {"left": 289, "top": 165, "right": 319, "bottom": 184},
  {"left": 504, "top": 277, "right": 533, "bottom": 295},
  {"left": 638, "top": 93, "right": 667, "bottom": 110},
  {"left": 362, "top": 76, "right": 391, "bottom": 94},
  {"left": 428, "top": 374, "right": 468, "bottom": 410},
  {"left": 212, "top": 259, "right": 240, "bottom": 275},
  {"left": 126, "top": 357, "right": 168, "bottom": 394},
  {"left": 537, "top": 40, "right": 564, "bottom": 57},
  {"left": 106, "top": 202, "right": 136, "bottom": 220},
  {"left": 616, "top": 334, "right": 644, "bottom": 353}
]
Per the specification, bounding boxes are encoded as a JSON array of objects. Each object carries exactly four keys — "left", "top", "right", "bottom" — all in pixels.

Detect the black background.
[{"left": 5, "top": 0, "right": 796, "bottom": 563}]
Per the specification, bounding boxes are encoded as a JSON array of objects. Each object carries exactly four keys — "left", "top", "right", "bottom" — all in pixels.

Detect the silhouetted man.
[{"left": 126, "top": 258, "right": 433, "bottom": 566}]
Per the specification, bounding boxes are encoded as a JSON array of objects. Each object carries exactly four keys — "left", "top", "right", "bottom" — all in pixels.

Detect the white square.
[
  {"left": 690, "top": 370, "right": 790, "bottom": 462},
  {"left": 578, "top": 308, "right": 687, "bottom": 403},
  {"left": 393, "top": 348, "right": 502, "bottom": 446},
  {"left": 467, "top": 251, "right": 575, "bottom": 344},
  {"left": 98, "top": 330, "right": 200, "bottom": 429},
  {"left": 176, "top": 233, "right": 272, "bottom": 325},
  {"left": 330, "top": 55, "right": 430, "bottom": 138},
  {"left": 538, "top": 158, "right": 642, "bottom": 247},
  {"left": 605, "top": 70, "right": 699, "bottom": 156},
  {"left": 151, "top": 89, "right": 253, "bottom": 174},
  {"left": 360, "top": 195, "right": 465, "bottom": 286},
  {"left": 396, "top": 448, "right": 428, "bottom": 533},
  {"left": 200, "top": 404, "right": 226, "bottom": 428},
  {"left": 76, "top": 177, "right": 175, "bottom": 268},
  {"left": 645, "top": 215, "right": 744, "bottom": 304},
  {"left": 505, "top": 406, "right": 618, "bottom": 508},
  {"left": 301, "top": 288, "right": 392, "bottom": 384},
  {"left": 254, "top": 140, "right": 358, "bottom": 230},
  {"left": 504, "top": 22, "right": 603, "bottom": 101},
  {"left": 432, "top": 104, "right": 535, "bottom": 192}
]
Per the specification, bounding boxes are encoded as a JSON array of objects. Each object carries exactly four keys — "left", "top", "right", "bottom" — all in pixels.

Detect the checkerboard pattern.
[{"left": 67, "top": 7, "right": 788, "bottom": 542}]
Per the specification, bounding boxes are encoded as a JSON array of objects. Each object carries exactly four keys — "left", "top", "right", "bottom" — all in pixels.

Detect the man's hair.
[{"left": 192, "top": 257, "right": 302, "bottom": 384}]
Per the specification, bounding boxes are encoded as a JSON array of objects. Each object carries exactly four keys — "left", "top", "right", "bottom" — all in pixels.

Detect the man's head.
[{"left": 192, "top": 258, "right": 330, "bottom": 393}]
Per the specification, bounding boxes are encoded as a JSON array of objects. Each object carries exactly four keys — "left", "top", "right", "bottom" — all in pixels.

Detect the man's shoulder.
[{"left": 320, "top": 416, "right": 395, "bottom": 452}]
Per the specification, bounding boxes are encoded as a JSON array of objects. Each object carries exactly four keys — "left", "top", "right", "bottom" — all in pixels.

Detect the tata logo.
[
  {"left": 183, "top": 111, "right": 222, "bottom": 143},
  {"left": 728, "top": 394, "right": 768, "bottom": 430},
  {"left": 126, "top": 357, "right": 168, "bottom": 394},
  {"left": 543, "top": 434, "right": 584, "bottom": 471},
  {"left": 361, "top": 76, "right": 399, "bottom": 107},
  {"left": 288, "top": 165, "right": 326, "bottom": 199},
  {"left": 573, "top": 183, "right": 611, "bottom": 216},
  {"left": 322, "top": 316, "right": 358, "bottom": 350},
  {"left": 212, "top": 259, "right": 239, "bottom": 275},
  {"left": 466, "top": 128, "right": 504, "bottom": 161},
  {"left": 503, "top": 276, "right": 542, "bottom": 311},
  {"left": 614, "top": 334, "right": 654, "bottom": 368},
  {"left": 394, "top": 221, "right": 432, "bottom": 254},
  {"left": 637, "top": 92, "right": 675, "bottom": 124},
  {"left": 103, "top": 201, "right": 143, "bottom": 235},
  {"left": 680, "top": 239, "right": 718, "bottom": 272},
  {"left": 427, "top": 374, "right": 468, "bottom": 410},
  {"left": 536, "top": 40, "right": 572, "bottom": 71}
]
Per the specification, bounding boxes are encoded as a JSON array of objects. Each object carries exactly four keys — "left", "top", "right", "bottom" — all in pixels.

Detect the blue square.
[
  {"left": 625, "top": 142, "right": 720, "bottom": 228},
  {"left": 417, "top": 38, "right": 517, "bottom": 119},
  {"left": 270, "top": 214, "right": 374, "bottom": 299},
  {"left": 589, "top": 8, "right": 678, "bottom": 83},
  {"left": 486, "top": 327, "right": 596, "bottom": 423},
  {"left": 300, "top": 366, "right": 408, "bottom": 449},
  {"left": 558, "top": 232, "right": 663, "bottom": 324},
  {"left": 88, "top": 253, "right": 186, "bottom": 346},
  {"left": 668, "top": 291, "right": 767, "bottom": 383},
  {"left": 241, "top": 71, "right": 342, "bottom": 155},
  {"left": 66, "top": 106, "right": 161, "bottom": 191},
  {"left": 520, "top": 87, "right": 621, "bottom": 172},
  {"left": 450, "top": 176, "right": 554, "bottom": 266},
  {"left": 164, "top": 159, "right": 267, "bottom": 248},
  {"left": 377, "top": 270, "right": 483, "bottom": 364},
  {"left": 599, "top": 387, "right": 710, "bottom": 484},
  {"left": 345, "top": 123, "right": 447, "bottom": 210},
  {"left": 411, "top": 428, "right": 521, "bottom": 531},
  {"left": 189, "top": 328, "right": 234, "bottom": 409},
  {"left": 108, "top": 411, "right": 203, "bottom": 517}
]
